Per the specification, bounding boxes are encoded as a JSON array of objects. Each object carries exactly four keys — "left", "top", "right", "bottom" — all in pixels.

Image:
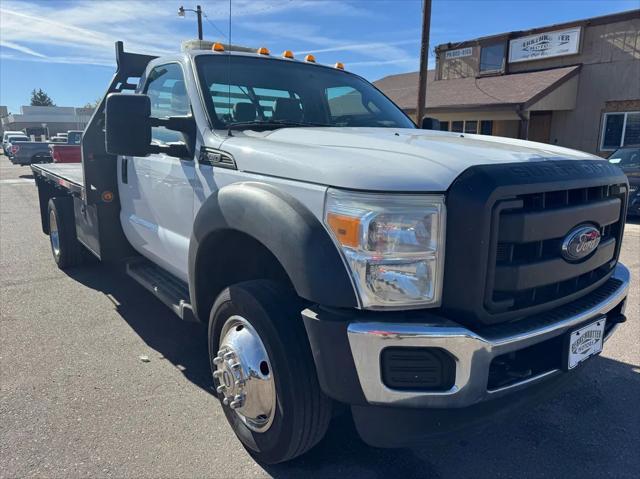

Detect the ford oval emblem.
[{"left": 562, "top": 225, "right": 601, "bottom": 262}]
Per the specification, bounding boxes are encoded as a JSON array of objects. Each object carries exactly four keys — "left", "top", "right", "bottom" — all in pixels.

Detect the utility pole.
[
  {"left": 178, "top": 5, "right": 203, "bottom": 40},
  {"left": 416, "top": 0, "right": 432, "bottom": 127}
]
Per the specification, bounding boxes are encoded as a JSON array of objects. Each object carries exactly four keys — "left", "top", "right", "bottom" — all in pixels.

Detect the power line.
[{"left": 203, "top": 11, "right": 227, "bottom": 39}]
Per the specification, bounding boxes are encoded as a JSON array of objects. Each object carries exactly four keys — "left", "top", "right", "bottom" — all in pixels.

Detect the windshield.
[
  {"left": 4, "top": 132, "right": 23, "bottom": 141},
  {"left": 196, "top": 55, "right": 415, "bottom": 130},
  {"left": 609, "top": 148, "right": 640, "bottom": 168},
  {"left": 8, "top": 136, "right": 29, "bottom": 142},
  {"left": 68, "top": 132, "right": 82, "bottom": 144}
]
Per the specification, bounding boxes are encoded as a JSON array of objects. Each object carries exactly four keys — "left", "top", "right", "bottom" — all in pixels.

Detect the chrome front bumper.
[{"left": 347, "top": 263, "right": 630, "bottom": 408}]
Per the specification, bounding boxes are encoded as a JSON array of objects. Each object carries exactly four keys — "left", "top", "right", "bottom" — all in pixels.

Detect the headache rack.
[{"left": 31, "top": 42, "right": 157, "bottom": 262}]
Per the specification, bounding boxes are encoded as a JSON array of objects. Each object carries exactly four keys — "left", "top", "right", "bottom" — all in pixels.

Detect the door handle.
[{"left": 121, "top": 157, "right": 128, "bottom": 184}]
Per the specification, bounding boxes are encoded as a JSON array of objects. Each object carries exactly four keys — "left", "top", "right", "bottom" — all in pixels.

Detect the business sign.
[
  {"left": 445, "top": 47, "right": 473, "bottom": 60},
  {"left": 509, "top": 27, "right": 581, "bottom": 63}
]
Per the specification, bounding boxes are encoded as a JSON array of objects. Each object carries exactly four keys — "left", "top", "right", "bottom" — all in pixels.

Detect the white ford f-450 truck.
[{"left": 31, "top": 42, "right": 631, "bottom": 464}]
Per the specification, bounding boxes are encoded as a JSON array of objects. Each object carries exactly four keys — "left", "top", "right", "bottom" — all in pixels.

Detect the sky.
[{"left": 0, "top": 0, "right": 638, "bottom": 112}]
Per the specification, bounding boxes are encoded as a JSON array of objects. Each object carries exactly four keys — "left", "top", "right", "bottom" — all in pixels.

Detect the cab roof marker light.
[
  {"left": 304, "top": 54, "right": 316, "bottom": 63},
  {"left": 257, "top": 47, "right": 270, "bottom": 55},
  {"left": 282, "top": 50, "right": 294, "bottom": 59},
  {"left": 212, "top": 42, "right": 225, "bottom": 52},
  {"left": 334, "top": 62, "right": 345, "bottom": 70}
]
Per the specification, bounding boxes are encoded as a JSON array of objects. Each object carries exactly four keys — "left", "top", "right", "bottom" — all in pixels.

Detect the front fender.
[{"left": 189, "top": 182, "right": 358, "bottom": 320}]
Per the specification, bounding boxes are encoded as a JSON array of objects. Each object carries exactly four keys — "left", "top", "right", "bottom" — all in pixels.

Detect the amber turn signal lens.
[
  {"left": 334, "top": 62, "right": 344, "bottom": 70},
  {"left": 327, "top": 213, "right": 360, "bottom": 248},
  {"left": 212, "top": 42, "right": 225, "bottom": 52},
  {"left": 282, "top": 50, "right": 294, "bottom": 59},
  {"left": 304, "top": 54, "right": 316, "bottom": 63},
  {"left": 257, "top": 47, "right": 270, "bottom": 55}
]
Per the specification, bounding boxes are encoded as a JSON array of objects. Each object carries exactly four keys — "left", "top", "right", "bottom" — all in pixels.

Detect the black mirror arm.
[
  {"left": 148, "top": 143, "right": 190, "bottom": 158},
  {"left": 150, "top": 115, "right": 197, "bottom": 158},
  {"left": 150, "top": 115, "right": 195, "bottom": 134}
]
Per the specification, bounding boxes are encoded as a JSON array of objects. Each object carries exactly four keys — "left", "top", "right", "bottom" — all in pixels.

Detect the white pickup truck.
[{"left": 31, "top": 41, "right": 631, "bottom": 464}]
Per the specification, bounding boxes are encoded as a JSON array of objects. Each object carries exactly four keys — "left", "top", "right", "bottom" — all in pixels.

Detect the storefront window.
[
  {"left": 601, "top": 112, "right": 640, "bottom": 150},
  {"left": 440, "top": 121, "right": 449, "bottom": 131},
  {"left": 451, "top": 121, "right": 463, "bottom": 133},
  {"left": 480, "top": 120, "right": 493, "bottom": 135},
  {"left": 464, "top": 121, "right": 478, "bottom": 134},
  {"left": 480, "top": 43, "right": 505, "bottom": 73}
]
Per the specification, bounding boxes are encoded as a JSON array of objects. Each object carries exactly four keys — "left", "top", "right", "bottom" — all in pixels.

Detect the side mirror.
[
  {"left": 421, "top": 117, "right": 440, "bottom": 130},
  {"left": 105, "top": 93, "right": 152, "bottom": 156}
]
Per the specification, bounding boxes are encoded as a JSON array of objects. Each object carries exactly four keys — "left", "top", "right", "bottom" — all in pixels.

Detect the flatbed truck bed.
[{"left": 31, "top": 163, "right": 84, "bottom": 195}]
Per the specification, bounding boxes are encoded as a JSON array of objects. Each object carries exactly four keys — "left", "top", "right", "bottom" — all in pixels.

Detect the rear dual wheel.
[
  {"left": 48, "top": 197, "right": 84, "bottom": 269},
  {"left": 208, "top": 280, "right": 332, "bottom": 464}
]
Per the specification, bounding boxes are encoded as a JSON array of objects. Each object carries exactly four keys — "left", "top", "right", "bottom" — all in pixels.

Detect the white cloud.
[
  {"left": 239, "top": 20, "right": 416, "bottom": 64},
  {"left": 0, "top": 0, "right": 414, "bottom": 70},
  {"left": 0, "top": 40, "right": 46, "bottom": 58}
]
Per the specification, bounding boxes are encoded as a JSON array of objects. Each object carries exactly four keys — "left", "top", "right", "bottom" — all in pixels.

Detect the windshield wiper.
[{"left": 227, "top": 119, "right": 330, "bottom": 131}]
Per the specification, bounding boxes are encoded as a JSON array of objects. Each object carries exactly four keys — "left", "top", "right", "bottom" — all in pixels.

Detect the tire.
[
  {"left": 47, "top": 197, "right": 84, "bottom": 269},
  {"left": 209, "top": 280, "right": 332, "bottom": 464}
]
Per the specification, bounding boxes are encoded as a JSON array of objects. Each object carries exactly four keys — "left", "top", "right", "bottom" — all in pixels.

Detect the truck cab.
[{"left": 31, "top": 41, "right": 631, "bottom": 464}]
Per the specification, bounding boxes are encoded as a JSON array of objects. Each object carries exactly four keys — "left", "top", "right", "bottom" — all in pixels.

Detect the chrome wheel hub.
[
  {"left": 214, "top": 316, "right": 276, "bottom": 432},
  {"left": 49, "top": 209, "right": 60, "bottom": 258}
]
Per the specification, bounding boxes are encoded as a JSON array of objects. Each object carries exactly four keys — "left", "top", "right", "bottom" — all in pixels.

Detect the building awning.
[{"left": 374, "top": 65, "right": 581, "bottom": 116}]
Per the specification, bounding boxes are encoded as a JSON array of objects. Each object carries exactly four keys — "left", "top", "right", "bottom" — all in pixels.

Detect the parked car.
[
  {"left": 31, "top": 41, "right": 631, "bottom": 464},
  {"left": 609, "top": 146, "right": 640, "bottom": 216},
  {"left": 5, "top": 135, "right": 30, "bottom": 158},
  {"left": 8, "top": 138, "right": 52, "bottom": 165},
  {"left": 50, "top": 130, "right": 83, "bottom": 163},
  {"left": 2, "top": 130, "right": 25, "bottom": 155},
  {"left": 49, "top": 136, "right": 67, "bottom": 143}
]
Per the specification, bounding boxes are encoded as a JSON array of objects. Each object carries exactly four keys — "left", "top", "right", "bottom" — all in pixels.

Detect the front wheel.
[{"left": 208, "top": 280, "right": 332, "bottom": 464}]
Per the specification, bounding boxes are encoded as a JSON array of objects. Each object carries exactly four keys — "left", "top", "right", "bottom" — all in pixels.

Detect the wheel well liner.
[{"left": 188, "top": 182, "right": 357, "bottom": 321}]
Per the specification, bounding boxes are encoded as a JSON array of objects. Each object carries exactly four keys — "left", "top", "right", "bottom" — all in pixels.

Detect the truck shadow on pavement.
[{"left": 65, "top": 263, "right": 639, "bottom": 478}]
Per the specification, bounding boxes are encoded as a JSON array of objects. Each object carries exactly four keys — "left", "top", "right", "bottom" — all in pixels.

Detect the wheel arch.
[{"left": 188, "top": 182, "right": 357, "bottom": 322}]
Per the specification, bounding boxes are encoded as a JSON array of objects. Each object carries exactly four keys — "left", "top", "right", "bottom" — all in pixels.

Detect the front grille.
[{"left": 487, "top": 184, "right": 626, "bottom": 315}]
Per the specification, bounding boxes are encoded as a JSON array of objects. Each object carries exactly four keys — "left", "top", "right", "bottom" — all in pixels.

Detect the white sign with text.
[
  {"left": 445, "top": 47, "right": 473, "bottom": 60},
  {"left": 509, "top": 27, "right": 581, "bottom": 63}
]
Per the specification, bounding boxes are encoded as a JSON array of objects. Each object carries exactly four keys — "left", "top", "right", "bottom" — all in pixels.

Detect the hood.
[{"left": 218, "top": 127, "right": 600, "bottom": 192}]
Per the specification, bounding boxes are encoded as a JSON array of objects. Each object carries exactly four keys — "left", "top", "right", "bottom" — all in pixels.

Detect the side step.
[{"left": 126, "top": 258, "right": 197, "bottom": 322}]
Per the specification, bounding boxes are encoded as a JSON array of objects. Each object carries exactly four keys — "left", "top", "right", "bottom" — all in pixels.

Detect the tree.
[
  {"left": 30, "top": 88, "right": 55, "bottom": 106},
  {"left": 82, "top": 97, "right": 101, "bottom": 109}
]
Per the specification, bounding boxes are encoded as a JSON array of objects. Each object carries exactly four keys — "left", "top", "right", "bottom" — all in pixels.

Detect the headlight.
[{"left": 324, "top": 189, "right": 445, "bottom": 309}]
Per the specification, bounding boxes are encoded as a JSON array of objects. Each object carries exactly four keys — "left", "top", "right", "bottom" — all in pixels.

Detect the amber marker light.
[
  {"left": 334, "top": 62, "right": 345, "bottom": 70},
  {"left": 257, "top": 47, "right": 270, "bottom": 55},
  {"left": 304, "top": 54, "right": 316, "bottom": 63},
  {"left": 282, "top": 50, "right": 294, "bottom": 59},
  {"left": 212, "top": 42, "right": 225, "bottom": 52},
  {"left": 326, "top": 212, "right": 360, "bottom": 248}
]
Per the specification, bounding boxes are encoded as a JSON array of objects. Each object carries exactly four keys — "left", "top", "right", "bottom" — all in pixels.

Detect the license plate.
[{"left": 566, "top": 317, "right": 606, "bottom": 370}]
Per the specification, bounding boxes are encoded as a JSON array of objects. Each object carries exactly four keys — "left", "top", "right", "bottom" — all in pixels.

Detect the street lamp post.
[{"left": 178, "top": 5, "right": 203, "bottom": 40}]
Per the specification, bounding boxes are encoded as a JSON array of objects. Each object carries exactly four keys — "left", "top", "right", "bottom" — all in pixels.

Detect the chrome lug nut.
[
  {"left": 222, "top": 397, "right": 230, "bottom": 406},
  {"left": 213, "top": 370, "right": 223, "bottom": 379},
  {"left": 216, "top": 385, "right": 226, "bottom": 394},
  {"left": 229, "top": 395, "right": 245, "bottom": 409},
  {"left": 212, "top": 356, "right": 223, "bottom": 365}
]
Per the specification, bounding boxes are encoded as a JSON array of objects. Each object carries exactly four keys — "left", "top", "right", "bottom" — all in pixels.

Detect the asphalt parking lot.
[{"left": 0, "top": 155, "right": 638, "bottom": 478}]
